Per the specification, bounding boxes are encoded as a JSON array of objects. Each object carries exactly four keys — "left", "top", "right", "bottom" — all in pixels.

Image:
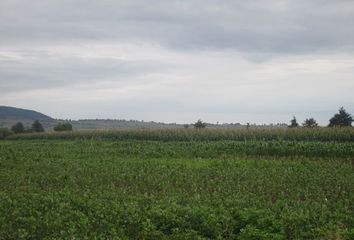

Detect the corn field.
[{"left": 1, "top": 128, "right": 354, "bottom": 239}]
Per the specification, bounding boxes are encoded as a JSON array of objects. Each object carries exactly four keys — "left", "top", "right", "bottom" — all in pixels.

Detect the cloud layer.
[{"left": 1, "top": 0, "right": 354, "bottom": 124}]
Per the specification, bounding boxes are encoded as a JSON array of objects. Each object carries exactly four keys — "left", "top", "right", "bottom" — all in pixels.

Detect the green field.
[{"left": 1, "top": 129, "right": 354, "bottom": 239}]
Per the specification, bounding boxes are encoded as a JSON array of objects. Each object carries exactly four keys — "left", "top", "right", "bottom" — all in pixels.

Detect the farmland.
[{"left": 1, "top": 128, "right": 354, "bottom": 239}]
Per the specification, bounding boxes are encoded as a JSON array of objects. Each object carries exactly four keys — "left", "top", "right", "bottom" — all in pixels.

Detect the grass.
[
  {"left": 6, "top": 127, "right": 354, "bottom": 142},
  {"left": 1, "top": 138, "right": 354, "bottom": 239}
]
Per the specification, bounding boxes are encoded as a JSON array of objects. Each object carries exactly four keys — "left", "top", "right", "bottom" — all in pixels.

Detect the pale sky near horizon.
[{"left": 1, "top": 0, "right": 354, "bottom": 125}]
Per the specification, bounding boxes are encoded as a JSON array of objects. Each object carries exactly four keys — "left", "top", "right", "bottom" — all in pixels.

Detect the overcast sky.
[{"left": 1, "top": 0, "right": 354, "bottom": 125}]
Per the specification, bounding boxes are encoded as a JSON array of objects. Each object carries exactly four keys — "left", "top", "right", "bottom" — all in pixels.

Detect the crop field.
[{"left": 1, "top": 129, "right": 354, "bottom": 239}]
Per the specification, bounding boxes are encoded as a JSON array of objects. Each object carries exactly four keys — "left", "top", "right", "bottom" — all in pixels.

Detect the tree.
[
  {"left": 193, "top": 119, "right": 207, "bottom": 129},
  {"left": 11, "top": 122, "right": 25, "bottom": 134},
  {"left": 328, "top": 107, "right": 353, "bottom": 127},
  {"left": 0, "top": 128, "right": 13, "bottom": 139},
  {"left": 32, "top": 120, "right": 44, "bottom": 132},
  {"left": 302, "top": 118, "right": 318, "bottom": 128},
  {"left": 54, "top": 122, "right": 73, "bottom": 131},
  {"left": 288, "top": 116, "right": 299, "bottom": 128}
]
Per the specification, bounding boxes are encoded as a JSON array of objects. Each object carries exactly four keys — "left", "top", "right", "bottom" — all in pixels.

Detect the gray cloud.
[
  {"left": 1, "top": 0, "right": 354, "bottom": 54},
  {"left": 0, "top": 50, "right": 179, "bottom": 93},
  {"left": 0, "top": 0, "right": 354, "bottom": 124}
]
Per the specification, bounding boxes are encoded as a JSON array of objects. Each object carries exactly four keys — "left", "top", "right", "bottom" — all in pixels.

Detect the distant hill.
[
  {"left": 0, "top": 106, "right": 55, "bottom": 129},
  {"left": 0, "top": 106, "right": 54, "bottom": 121}
]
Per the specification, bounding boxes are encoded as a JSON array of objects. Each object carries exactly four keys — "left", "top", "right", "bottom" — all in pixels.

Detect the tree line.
[
  {"left": 1, "top": 107, "right": 353, "bottom": 134},
  {"left": 288, "top": 107, "right": 353, "bottom": 128},
  {"left": 9, "top": 121, "right": 73, "bottom": 134},
  {"left": 194, "top": 107, "right": 353, "bottom": 129}
]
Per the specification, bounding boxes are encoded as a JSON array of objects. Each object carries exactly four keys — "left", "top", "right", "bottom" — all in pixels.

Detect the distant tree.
[
  {"left": 183, "top": 124, "right": 190, "bottom": 129},
  {"left": 32, "top": 120, "right": 44, "bottom": 132},
  {"left": 289, "top": 116, "right": 299, "bottom": 128},
  {"left": 0, "top": 128, "right": 13, "bottom": 139},
  {"left": 11, "top": 122, "right": 25, "bottom": 134},
  {"left": 328, "top": 107, "right": 353, "bottom": 127},
  {"left": 302, "top": 118, "right": 318, "bottom": 128},
  {"left": 193, "top": 119, "right": 207, "bottom": 129},
  {"left": 54, "top": 122, "right": 73, "bottom": 131}
]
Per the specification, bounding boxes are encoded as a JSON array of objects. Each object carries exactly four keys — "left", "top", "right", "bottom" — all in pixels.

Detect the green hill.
[{"left": 0, "top": 106, "right": 55, "bottom": 129}]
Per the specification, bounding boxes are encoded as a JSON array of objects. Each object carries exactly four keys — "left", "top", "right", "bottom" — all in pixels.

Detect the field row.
[
  {"left": 1, "top": 140, "right": 354, "bottom": 160},
  {"left": 0, "top": 140, "right": 354, "bottom": 239},
  {"left": 5, "top": 127, "right": 354, "bottom": 142}
]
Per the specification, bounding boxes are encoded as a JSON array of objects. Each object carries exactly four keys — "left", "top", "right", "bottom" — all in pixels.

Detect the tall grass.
[{"left": 6, "top": 127, "right": 354, "bottom": 142}]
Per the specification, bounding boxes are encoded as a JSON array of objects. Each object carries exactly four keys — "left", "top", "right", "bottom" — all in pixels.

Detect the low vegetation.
[
  {"left": 11, "top": 122, "right": 25, "bottom": 134},
  {"left": 0, "top": 128, "right": 12, "bottom": 140},
  {"left": 6, "top": 127, "right": 354, "bottom": 142},
  {"left": 31, "top": 120, "right": 45, "bottom": 132},
  {"left": 54, "top": 122, "right": 73, "bottom": 131},
  {"left": 0, "top": 139, "right": 353, "bottom": 239},
  {"left": 1, "top": 107, "right": 353, "bottom": 239}
]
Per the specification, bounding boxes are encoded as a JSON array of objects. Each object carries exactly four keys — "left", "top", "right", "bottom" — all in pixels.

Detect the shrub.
[
  {"left": 302, "top": 118, "right": 318, "bottom": 128},
  {"left": 11, "top": 122, "right": 25, "bottom": 134},
  {"left": 0, "top": 128, "right": 13, "bottom": 139},
  {"left": 289, "top": 116, "right": 299, "bottom": 128},
  {"left": 54, "top": 122, "right": 73, "bottom": 132},
  {"left": 32, "top": 120, "right": 45, "bottom": 132},
  {"left": 194, "top": 120, "right": 207, "bottom": 129}
]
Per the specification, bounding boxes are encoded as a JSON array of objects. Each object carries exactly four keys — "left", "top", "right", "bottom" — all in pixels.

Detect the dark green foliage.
[
  {"left": 194, "top": 119, "right": 207, "bottom": 129},
  {"left": 11, "top": 122, "right": 25, "bottom": 134},
  {"left": 0, "top": 140, "right": 354, "bottom": 239},
  {"left": 4, "top": 140, "right": 353, "bottom": 159},
  {"left": 303, "top": 118, "right": 318, "bottom": 128},
  {"left": 289, "top": 116, "right": 299, "bottom": 128},
  {"left": 329, "top": 107, "right": 353, "bottom": 127},
  {"left": 0, "top": 128, "right": 13, "bottom": 139},
  {"left": 54, "top": 122, "right": 73, "bottom": 131},
  {"left": 31, "top": 120, "right": 44, "bottom": 132}
]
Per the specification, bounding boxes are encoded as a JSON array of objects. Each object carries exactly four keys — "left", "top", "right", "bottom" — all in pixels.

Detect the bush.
[
  {"left": 194, "top": 120, "right": 207, "bottom": 129},
  {"left": 0, "top": 128, "right": 13, "bottom": 139},
  {"left": 54, "top": 122, "right": 73, "bottom": 132},
  {"left": 289, "top": 116, "right": 299, "bottom": 128},
  {"left": 32, "top": 120, "right": 45, "bottom": 132},
  {"left": 302, "top": 118, "right": 318, "bottom": 128},
  {"left": 11, "top": 122, "right": 25, "bottom": 134}
]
